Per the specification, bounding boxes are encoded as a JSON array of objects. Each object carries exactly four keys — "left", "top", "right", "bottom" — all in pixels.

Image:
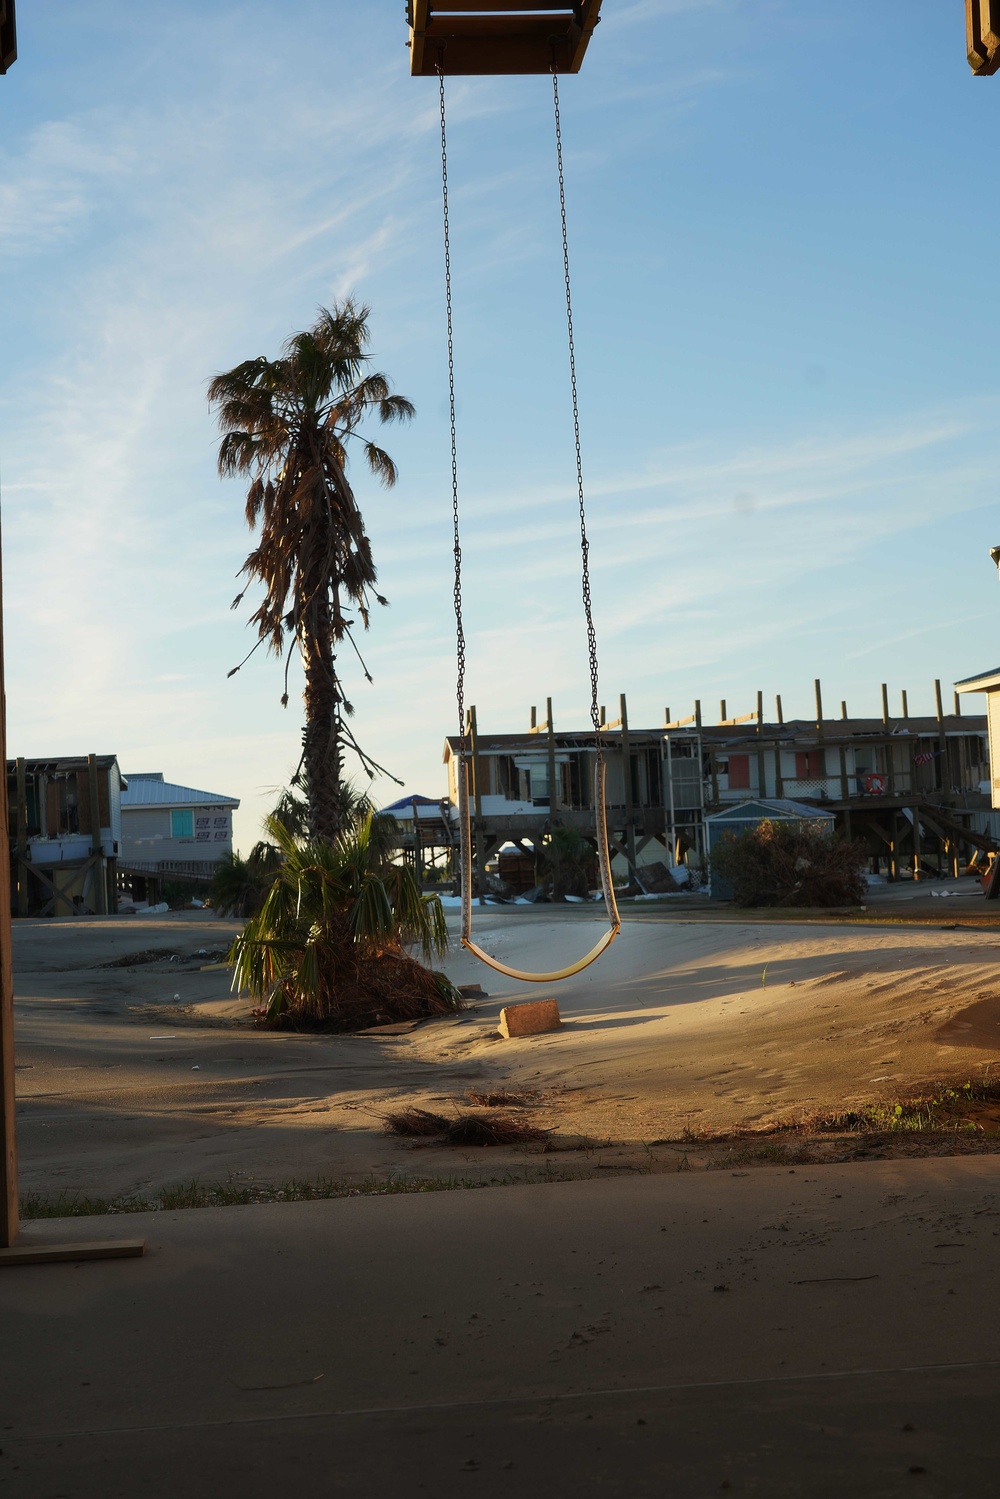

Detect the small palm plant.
[
  {"left": 230, "top": 815, "right": 459, "bottom": 1030},
  {"left": 541, "top": 826, "right": 595, "bottom": 901}
]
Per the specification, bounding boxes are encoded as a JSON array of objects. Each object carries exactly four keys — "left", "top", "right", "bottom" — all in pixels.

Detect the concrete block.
[{"left": 497, "top": 998, "right": 561, "bottom": 1039}]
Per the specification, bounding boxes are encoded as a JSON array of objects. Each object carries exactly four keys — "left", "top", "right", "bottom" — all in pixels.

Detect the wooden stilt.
[{"left": 469, "top": 705, "right": 488, "bottom": 906}]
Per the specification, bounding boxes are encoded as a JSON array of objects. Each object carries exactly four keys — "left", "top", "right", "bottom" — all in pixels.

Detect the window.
[
  {"left": 795, "top": 750, "right": 823, "bottom": 779},
  {"left": 171, "top": 809, "right": 194, "bottom": 838},
  {"left": 728, "top": 754, "right": 750, "bottom": 790}
]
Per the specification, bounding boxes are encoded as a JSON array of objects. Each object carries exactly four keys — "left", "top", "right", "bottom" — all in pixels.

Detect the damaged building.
[
  {"left": 6, "top": 755, "right": 124, "bottom": 916},
  {"left": 444, "top": 680, "right": 994, "bottom": 890}
]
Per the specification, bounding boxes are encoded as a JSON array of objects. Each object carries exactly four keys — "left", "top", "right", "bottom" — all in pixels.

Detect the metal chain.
[
  {"left": 438, "top": 68, "right": 467, "bottom": 753},
  {"left": 552, "top": 71, "right": 603, "bottom": 754}
]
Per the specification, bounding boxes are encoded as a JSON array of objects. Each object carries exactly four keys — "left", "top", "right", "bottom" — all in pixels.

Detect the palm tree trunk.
[{"left": 301, "top": 595, "right": 342, "bottom": 843}]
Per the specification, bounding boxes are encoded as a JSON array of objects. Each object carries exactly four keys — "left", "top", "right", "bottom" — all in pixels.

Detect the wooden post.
[
  {"left": 934, "top": 679, "right": 949, "bottom": 793},
  {"left": 0, "top": 558, "right": 16, "bottom": 1248},
  {"left": 901, "top": 689, "right": 909, "bottom": 719},
  {"left": 15, "top": 759, "right": 27, "bottom": 919},
  {"left": 954, "top": 691, "right": 962, "bottom": 717},
  {"left": 719, "top": 699, "right": 726, "bottom": 723},
  {"left": 841, "top": 701, "right": 848, "bottom": 720},
  {"left": 814, "top": 678, "right": 824, "bottom": 734},
  {"left": 839, "top": 742, "right": 849, "bottom": 803},
  {"left": 530, "top": 705, "right": 537, "bottom": 730},
  {"left": 775, "top": 694, "right": 784, "bottom": 725},
  {"left": 913, "top": 802, "right": 922, "bottom": 880},
  {"left": 881, "top": 684, "right": 890, "bottom": 725},
  {"left": 600, "top": 705, "right": 606, "bottom": 726},
  {"left": 411, "top": 797, "right": 424, "bottom": 887},
  {"left": 664, "top": 707, "right": 670, "bottom": 726},
  {"left": 468, "top": 707, "right": 487, "bottom": 907},
  {"left": 546, "top": 696, "right": 558, "bottom": 813},
  {"left": 694, "top": 699, "right": 702, "bottom": 730},
  {"left": 620, "top": 693, "right": 637, "bottom": 878},
  {"left": 86, "top": 754, "right": 107, "bottom": 916},
  {"left": 756, "top": 690, "right": 767, "bottom": 796}
]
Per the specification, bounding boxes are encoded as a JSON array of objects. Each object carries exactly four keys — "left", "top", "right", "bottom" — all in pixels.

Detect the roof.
[
  {"left": 6, "top": 754, "right": 121, "bottom": 779},
  {"left": 121, "top": 778, "right": 239, "bottom": 809},
  {"left": 955, "top": 669, "right": 1000, "bottom": 693},
  {"left": 706, "top": 799, "right": 836, "bottom": 824},
  {"left": 381, "top": 794, "right": 442, "bottom": 813}
]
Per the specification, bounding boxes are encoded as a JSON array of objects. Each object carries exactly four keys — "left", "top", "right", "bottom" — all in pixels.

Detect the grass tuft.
[{"left": 20, "top": 1166, "right": 582, "bottom": 1221}]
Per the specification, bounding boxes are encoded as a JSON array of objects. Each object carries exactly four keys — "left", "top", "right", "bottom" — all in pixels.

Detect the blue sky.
[{"left": 1, "top": 2, "right": 997, "bottom": 852}]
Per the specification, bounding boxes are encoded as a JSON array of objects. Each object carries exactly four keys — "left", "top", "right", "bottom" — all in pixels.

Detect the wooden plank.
[
  {"left": 426, "top": 16, "right": 578, "bottom": 39},
  {"left": 0, "top": 1238, "right": 145, "bottom": 1267},
  {"left": 430, "top": 1, "right": 579, "bottom": 12}
]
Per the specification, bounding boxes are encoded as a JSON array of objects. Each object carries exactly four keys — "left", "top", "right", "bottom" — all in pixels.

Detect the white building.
[{"left": 120, "top": 773, "right": 240, "bottom": 876}]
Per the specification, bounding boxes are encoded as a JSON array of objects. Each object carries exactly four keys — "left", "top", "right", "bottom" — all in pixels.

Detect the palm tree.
[
  {"left": 231, "top": 814, "right": 458, "bottom": 1030},
  {"left": 208, "top": 301, "right": 414, "bottom": 841}
]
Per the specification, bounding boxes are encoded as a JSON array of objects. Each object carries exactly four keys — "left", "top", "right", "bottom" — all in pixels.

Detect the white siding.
[{"left": 989, "top": 691, "right": 1000, "bottom": 807}]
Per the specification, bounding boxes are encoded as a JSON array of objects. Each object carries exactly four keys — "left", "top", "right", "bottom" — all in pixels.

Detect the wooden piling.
[
  {"left": 86, "top": 753, "right": 107, "bottom": 916},
  {"left": 621, "top": 693, "right": 637, "bottom": 878},
  {"left": 468, "top": 707, "right": 488, "bottom": 907},
  {"left": 15, "top": 759, "right": 27, "bottom": 918}
]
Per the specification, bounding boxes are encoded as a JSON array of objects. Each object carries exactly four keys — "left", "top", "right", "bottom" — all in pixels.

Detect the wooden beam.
[
  {"left": 409, "top": 0, "right": 603, "bottom": 76},
  {"left": 881, "top": 683, "right": 889, "bottom": 724},
  {"left": 901, "top": 689, "right": 909, "bottom": 719},
  {"left": 967, "top": 0, "right": 1000, "bottom": 73},
  {"left": 775, "top": 693, "right": 784, "bottom": 725},
  {"left": 814, "top": 678, "right": 824, "bottom": 735},
  {"left": 0, "top": 537, "right": 15, "bottom": 1247}
]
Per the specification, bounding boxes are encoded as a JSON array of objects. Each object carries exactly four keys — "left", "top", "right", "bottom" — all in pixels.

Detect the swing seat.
[
  {"left": 408, "top": 0, "right": 602, "bottom": 77},
  {"left": 458, "top": 757, "right": 620, "bottom": 984}
]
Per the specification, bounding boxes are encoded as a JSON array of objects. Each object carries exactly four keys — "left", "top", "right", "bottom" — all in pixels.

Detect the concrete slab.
[{"left": 3, "top": 1158, "right": 1000, "bottom": 1495}]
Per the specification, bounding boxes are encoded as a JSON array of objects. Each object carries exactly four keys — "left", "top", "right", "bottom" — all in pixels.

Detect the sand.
[
  {"left": 5, "top": 1158, "right": 1000, "bottom": 1494},
  {"left": 11, "top": 904, "right": 1000, "bottom": 1200}
]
